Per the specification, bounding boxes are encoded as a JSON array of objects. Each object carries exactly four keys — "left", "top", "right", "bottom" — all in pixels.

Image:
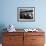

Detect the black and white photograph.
[{"left": 17, "top": 7, "right": 35, "bottom": 22}]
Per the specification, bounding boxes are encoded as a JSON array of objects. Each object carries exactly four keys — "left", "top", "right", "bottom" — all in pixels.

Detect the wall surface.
[
  {"left": 0, "top": 0, "right": 46, "bottom": 44},
  {"left": 0, "top": 0, "right": 46, "bottom": 31}
]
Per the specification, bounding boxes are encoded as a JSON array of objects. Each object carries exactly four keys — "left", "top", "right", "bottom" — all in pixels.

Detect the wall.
[
  {"left": 0, "top": 0, "right": 46, "bottom": 30},
  {"left": 0, "top": 0, "right": 46, "bottom": 44}
]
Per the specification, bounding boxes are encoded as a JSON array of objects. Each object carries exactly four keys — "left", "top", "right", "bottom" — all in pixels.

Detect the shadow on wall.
[{"left": 0, "top": 24, "right": 7, "bottom": 43}]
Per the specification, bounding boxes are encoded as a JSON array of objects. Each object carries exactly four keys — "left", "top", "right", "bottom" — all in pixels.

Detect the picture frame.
[{"left": 17, "top": 7, "right": 35, "bottom": 22}]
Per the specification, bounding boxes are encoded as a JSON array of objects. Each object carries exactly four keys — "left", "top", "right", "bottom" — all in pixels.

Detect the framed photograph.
[{"left": 17, "top": 7, "right": 35, "bottom": 22}]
